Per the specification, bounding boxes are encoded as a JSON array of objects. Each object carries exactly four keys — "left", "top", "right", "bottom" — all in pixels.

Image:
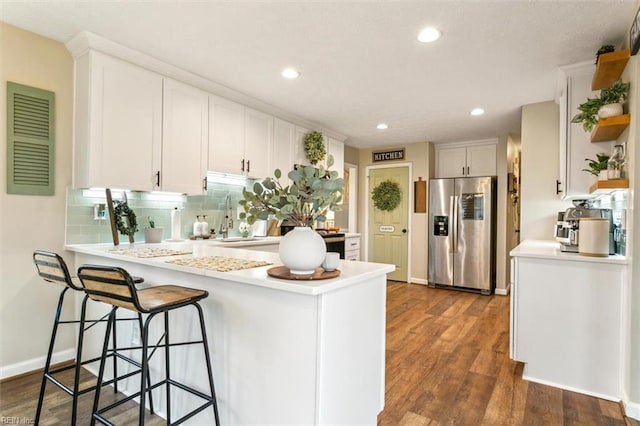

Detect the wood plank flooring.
[
  {"left": 378, "top": 282, "right": 637, "bottom": 425},
  {"left": 0, "top": 281, "right": 636, "bottom": 425}
]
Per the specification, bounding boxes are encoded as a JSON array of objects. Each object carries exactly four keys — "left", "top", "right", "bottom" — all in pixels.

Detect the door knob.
[{"left": 402, "top": 229, "right": 407, "bottom": 234}]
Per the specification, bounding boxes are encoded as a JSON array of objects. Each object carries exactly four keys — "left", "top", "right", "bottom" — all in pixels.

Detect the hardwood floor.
[
  {"left": 0, "top": 281, "right": 636, "bottom": 425},
  {"left": 378, "top": 282, "right": 637, "bottom": 425}
]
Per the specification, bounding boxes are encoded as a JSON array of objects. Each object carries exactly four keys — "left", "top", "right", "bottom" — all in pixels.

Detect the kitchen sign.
[{"left": 372, "top": 149, "right": 405, "bottom": 162}]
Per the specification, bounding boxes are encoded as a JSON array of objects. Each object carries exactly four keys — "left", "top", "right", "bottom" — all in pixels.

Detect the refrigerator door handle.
[
  {"left": 453, "top": 195, "right": 459, "bottom": 252},
  {"left": 449, "top": 195, "right": 456, "bottom": 253}
]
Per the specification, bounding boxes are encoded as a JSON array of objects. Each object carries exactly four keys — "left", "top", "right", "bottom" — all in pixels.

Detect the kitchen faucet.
[{"left": 219, "top": 193, "right": 233, "bottom": 239}]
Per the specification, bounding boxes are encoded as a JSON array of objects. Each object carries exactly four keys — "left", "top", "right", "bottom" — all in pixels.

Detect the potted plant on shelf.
[
  {"left": 239, "top": 156, "right": 344, "bottom": 275},
  {"left": 571, "top": 80, "right": 630, "bottom": 132},
  {"left": 582, "top": 153, "right": 610, "bottom": 181},
  {"left": 144, "top": 216, "right": 163, "bottom": 243}
]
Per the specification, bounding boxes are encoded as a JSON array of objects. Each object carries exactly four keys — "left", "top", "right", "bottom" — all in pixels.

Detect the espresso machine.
[{"left": 555, "top": 202, "right": 614, "bottom": 254}]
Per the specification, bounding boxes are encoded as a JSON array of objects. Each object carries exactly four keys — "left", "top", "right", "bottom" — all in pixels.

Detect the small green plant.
[
  {"left": 239, "top": 155, "right": 344, "bottom": 226},
  {"left": 582, "top": 153, "right": 610, "bottom": 176},
  {"left": 303, "top": 131, "right": 326, "bottom": 165},
  {"left": 147, "top": 216, "right": 155, "bottom": 228},
  {"left": 372, "top": 180, "right": 402, "bottom": 212},
  {"left": 571, "top": 80, "right": 630, "bottom": 132}
]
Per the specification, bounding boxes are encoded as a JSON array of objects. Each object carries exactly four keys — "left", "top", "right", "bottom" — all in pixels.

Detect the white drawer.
[
  {"left": 345, "top": 237, "right": 360, "bottom": 251},
  {"left": 345, "top": 249, "right": 360, "bottom": 261}
]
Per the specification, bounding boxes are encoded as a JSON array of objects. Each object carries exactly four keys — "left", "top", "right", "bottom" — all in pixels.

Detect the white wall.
[
  {"left": 0, "top": 23, "right": 76, "bottom": 377},
  {"left": 520, "top": 101, "right": 572, "bottom": 241}
]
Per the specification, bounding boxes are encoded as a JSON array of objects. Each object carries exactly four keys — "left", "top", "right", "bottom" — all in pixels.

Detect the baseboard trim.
[
  {"left": 495, "top": 283, "right": 511, "bottom": 296},
  {"left": 522, "top": 373, "right": 620, "bottom": 402},
  {"left": 623, "top": 394, "right": 640, "bottom": 420},
  {"left": 0, "top": 348, "right": 75, "bottom": 381},
  {"left": 409, "top": 278, "right": 428, "bottom": 285}
]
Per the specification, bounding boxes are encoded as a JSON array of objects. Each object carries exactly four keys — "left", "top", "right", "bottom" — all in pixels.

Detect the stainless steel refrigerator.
[{"left": 428, "top": 177, "right": 496, "bottom": 295}]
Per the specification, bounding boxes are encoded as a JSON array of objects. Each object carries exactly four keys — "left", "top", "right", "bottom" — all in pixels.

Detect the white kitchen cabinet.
[
  {"left": 208, "top": 95, "right": 273, "bottom": 179},
  {"left": 73, "top": 50, "right": 163, "bottom": 190},
  {"left": 293, "top": 125, "right": 311, "bottom": 166},
  {"left": 244, "top": 107, "right": 274, "bottom": 179},
  {"left": 557, "top": 62, "right": 615, "bottom": 199},
  {"left": 272, "top": 118, "right": 296, "bottom": 179},
  {"left": 161, "top": 78, "right": 208, "bottom": 194},
  {"left": 436, "top": 143, "right": 496, "bottom": 178},
  {"left": 510, "top": 240, "right": 625, "bottom": 400},
  {"left": 326, "top": 137, "right": 345, "bottom": 179},
  {"left": 345, "top": 235, "right": 361, "bottom": 261}
]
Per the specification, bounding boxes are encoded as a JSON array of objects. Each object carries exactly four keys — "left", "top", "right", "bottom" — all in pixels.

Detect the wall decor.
[
  {"left": 372, "top": 179, "right": 402, "bottom": 211},
  {"left": 372, "top": 148, "right": 405, "bottom": 162},
  {"left": 631, "top": 6, "right": 640, "bottom": 56}
]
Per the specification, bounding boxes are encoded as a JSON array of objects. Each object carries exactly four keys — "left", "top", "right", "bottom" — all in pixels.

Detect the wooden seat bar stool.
[
  {"left": 77, "top": 265, "right": 220, "bottom": 426},
  {"left": 33, "top": 250, "right": 153, "bottom": 426}
]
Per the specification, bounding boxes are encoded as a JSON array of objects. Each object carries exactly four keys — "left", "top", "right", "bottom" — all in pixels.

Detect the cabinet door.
[
  {"left": 560, "top": 64, "right": 614, "bottom": 199},
  {"left": 208, "top": 94, "right": 245, "bottom": 175},
  {"left": 467, "top": 144, "right": 497, "bottom": 177},
  {"left": 81, "top": 51, "right": 162, "bottom": 190},
  {"left": 436, "top": 147, "right": 467, "bottom": 178},
  {"left": 272, "top": 118, "right": 295, "bottom": 180},
  {"left": 161, "top": 78, "right": 208, "bottom": 194},
  {"left": 244, "top": 107, "right": 273, "bottom": 179},
  {"left": 326, "top": 137, "right": 344, "bottom": 180},
  {"left": 293, "top": 126, "right": 311, "bottom": 166}
]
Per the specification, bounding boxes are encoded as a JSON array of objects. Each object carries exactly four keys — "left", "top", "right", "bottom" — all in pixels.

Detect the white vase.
[
  {"left": 279, "top": 226, "right": 326, "bottom": 275},
  {"left": 598, "top": 103, "right": 623, "bottom": 118},
  {"left": 598, "top": 170, "right": 608, "bottom": 181},
  {"left": 144, "top": 227, "right": 163, "bottom": 243}
]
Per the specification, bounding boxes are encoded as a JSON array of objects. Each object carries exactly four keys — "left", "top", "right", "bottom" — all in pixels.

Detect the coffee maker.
[{"left": 554, "top": 202, "right": 614, "bottom": 254}]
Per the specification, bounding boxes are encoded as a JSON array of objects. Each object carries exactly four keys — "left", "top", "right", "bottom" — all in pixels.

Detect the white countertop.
[
  {"left": 510, "top": 239, "right": 627, "bottom": 264},
  {"left": 65, "top": 240, "right": 391, "bottom": 296}
]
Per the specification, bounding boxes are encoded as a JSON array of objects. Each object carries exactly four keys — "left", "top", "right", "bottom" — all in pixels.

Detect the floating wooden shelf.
[
  {"left": 592, "top": 49, "right": 630, "bottom": 90},
  {"left": 589, "top": 178, "right": 629, "bottom": 194},
  {"left": 590, "top": 114, "right": 630, "bottom": 142}
]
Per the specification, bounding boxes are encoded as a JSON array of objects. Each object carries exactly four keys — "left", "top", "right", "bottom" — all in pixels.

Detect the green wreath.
[
  {"left": 114, "top": 201, "right": 138, "bottom": 237},
  {"left": 372, "top": 180, "right": 401, "bottom": 211},
  {"left": 304, "top": 131, "right": 326, "bottom": 165}
]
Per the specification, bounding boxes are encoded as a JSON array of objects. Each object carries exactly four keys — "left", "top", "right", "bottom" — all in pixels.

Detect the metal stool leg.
[
  {"left": 35, "top": 287, "right": 69, "bottom": 425},
  {"left": 91, "top": 307, "right": 117, "bottom": 426},
  {"left": 138, "top": 313, "right": 154, "bottom": 415},
  {"left": 138, "top": 313, "right": 156, "bottom": 426},
  {"left": 195, "top": 302, "right": 220, "bottom": 426},
  {"left": 69, "top": 294, "right": 90, "bottom": 426},
  {"left": 164, "top": 311, "right": 171, "bottom": 424}
]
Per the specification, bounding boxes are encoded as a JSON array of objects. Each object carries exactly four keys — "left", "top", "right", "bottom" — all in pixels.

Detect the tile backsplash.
[{"left": 66, "top": 178, "right": 254, "bottom": 244}]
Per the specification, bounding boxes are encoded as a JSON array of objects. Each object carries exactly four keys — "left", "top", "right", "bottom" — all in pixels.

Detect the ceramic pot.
[
  {"left": 598, "top": 103, "right": 623, "bottom": 119},
  {"left": 144, "top": 227, "right": 163, "bottom": 243},
  {"left": 278, "top": 226, "right": 326, "bottom": 275},
  {"left": 598, "top": 170, "right": 608, "bottom": 181}
]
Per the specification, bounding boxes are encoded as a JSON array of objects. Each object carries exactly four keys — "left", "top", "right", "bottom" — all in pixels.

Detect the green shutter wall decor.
[{"left": 6, "top": 82, "right": 55, "bottom": 195}]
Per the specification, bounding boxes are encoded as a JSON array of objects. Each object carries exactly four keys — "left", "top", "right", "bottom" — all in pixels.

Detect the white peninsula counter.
[
  {"left": 509, "top": 240, "right": 627, "bottom": 401},
  {"left": 65, "top": 241, "right": 394, "bottom": 425}
]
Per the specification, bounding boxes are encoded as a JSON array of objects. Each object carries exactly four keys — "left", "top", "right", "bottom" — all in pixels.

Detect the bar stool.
[
  {"left": 77, "top": 265, "right": 220, "bottom": 426},
  {"left": 33, "top": 250, "right": 153, "bottom": 425}
]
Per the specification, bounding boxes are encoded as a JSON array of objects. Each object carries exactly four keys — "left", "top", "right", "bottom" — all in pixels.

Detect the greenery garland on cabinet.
[
  {"left": 304, "top": 131, "right": 326, "bottom": 165},
  {"left": 372, "top": 180, "right": 402, "bottom": 211},
  {"left": 114, "top": 200, "right": 138, "bottom": 240}
]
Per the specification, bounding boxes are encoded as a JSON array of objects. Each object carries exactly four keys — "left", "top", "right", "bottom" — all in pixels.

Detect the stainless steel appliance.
[
  {"left": 554, "top": 204, "right": 614, "bottom": 254},
  {"left": 428, "top": 177, "right": 496, "bottom": 295}
]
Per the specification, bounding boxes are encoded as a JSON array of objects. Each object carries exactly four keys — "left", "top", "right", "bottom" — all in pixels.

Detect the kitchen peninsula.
[{"left": 65, "top": 241, "right": 393, "bottom": 425}]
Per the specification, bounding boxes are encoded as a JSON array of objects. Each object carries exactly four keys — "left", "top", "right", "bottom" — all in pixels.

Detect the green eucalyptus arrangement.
[
  {"left": 239, "top": 155, "right": 344, "bottom": 227},
  {"left": 582, "top": 153, "right": 610, "bottom": 176},
  {"left": 303, "top": 131, "right": 326, "bottom": 165},
  {"left": 571, "top": 80, "right": 630, "bottom": 132}
]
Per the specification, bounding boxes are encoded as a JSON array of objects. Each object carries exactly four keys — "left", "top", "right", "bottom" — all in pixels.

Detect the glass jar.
[{"left": 607, "top": 144, "right": 625, "bottom": 180}]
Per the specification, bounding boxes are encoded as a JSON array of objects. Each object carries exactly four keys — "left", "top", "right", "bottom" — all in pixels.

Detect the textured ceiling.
[{"left": 0, "top": 1, "right": 636, "bottom": 148}]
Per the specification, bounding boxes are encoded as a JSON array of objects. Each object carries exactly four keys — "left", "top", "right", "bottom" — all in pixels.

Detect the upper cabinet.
[
  {"left": 436, "top": 142, "right": 496, "bottom": 178},
  {"left": 557, "top": 62, "right": 616, "bottom": 199},
  {"left": 161, "top": 78, "right": 208, "bottom": 194},
  {"left": 326, "top": 137, "right": 345, "bottom": 180},
  {"left": 293, "top": 125, "right": 311, "bottom": 166},
  {"left": 272, "top": 118, "right": 296, "bottom": 178},
  {"left": 208, "top": 95, "right": 273, "bottom": 179},
  {"left": 73, "top": 51, "right": 163, "bottom": 191}
]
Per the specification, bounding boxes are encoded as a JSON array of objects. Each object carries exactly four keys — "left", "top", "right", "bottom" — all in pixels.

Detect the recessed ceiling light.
[
  {"left": 417, "top": 27, "right": 441, "bottom": 43},
  {"left": 470, "top": 108, "right": 485, "bottom": 116},
  {"left": 377, "top": 123, "right": 389, "bottom": 130},
  {"left": 281, "top": 68, "right": 300, "bottom": 79}
]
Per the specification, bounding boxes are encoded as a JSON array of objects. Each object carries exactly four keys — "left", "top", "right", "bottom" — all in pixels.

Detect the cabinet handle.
[
  {"left": 462, "top": 167, "right": 465, "bottom": 175},
  {"left": 467, "top": 166, "right": 470, "bottom": 175},
  {"left": 556, "top": 180, "right": 562, "bottom": 195},
  {"left": 247, "top": 160, "right": 250, "bottom": 173},
  {"left": 155, "top": 171, "right": 160, "bottom": 187},
  {"left": 203, "top": 177, "right": 207, "bottom": 191},
  {"left": 241, "top": 159, "right": 245, "bottom": 172}
]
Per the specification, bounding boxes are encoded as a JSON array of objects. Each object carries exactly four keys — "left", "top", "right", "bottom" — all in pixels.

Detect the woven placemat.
[
  {"left": 109, "top": 248, "right": 192, "bottom": 258},
  {"left": 166, "top": 256, "right": 272, "bottom": 272}
]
